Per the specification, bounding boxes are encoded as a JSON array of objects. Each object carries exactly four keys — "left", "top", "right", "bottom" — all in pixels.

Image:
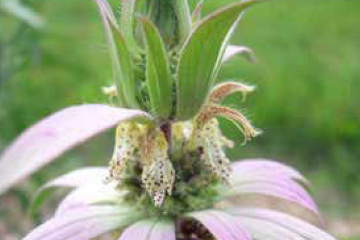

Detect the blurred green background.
[{"left": 0, "top": 0, "right": 359, "bottom": 238}]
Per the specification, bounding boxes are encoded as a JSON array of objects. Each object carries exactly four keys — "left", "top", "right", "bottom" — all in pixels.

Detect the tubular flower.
[
  {"left": 141, "top": 129, "right": 175, "bottom": 206},
  {"left": 190, "top": 119, "right": 234, "bottom": 185},
  {"left": 108, "top": 122, "right": 143, "bottom": 182},
  {"left": 0, "top": 0, "right": 338, "bottom": 239}
]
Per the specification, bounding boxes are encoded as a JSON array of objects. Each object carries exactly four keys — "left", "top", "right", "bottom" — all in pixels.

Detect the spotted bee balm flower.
[{"left": 0, "top": 0, "right": 338, "bottom": 239}]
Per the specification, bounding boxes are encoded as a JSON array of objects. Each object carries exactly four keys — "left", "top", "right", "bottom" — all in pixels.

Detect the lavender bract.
[{"left": 0, "top": 0, "right": 338, "bottom": 239}]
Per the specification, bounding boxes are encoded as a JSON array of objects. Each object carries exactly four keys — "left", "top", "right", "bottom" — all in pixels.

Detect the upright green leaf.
[
  {"left": 192, "top": 0, "right": 204, "bottom": 24},
  {"left": 172, "top": 0, "right": 192, "bottom": 45},
  {"left": 110, "top": 22, "right": 140, "bottom": 109},
  {"left": 94, "top": 0, "right": 139, "bottom": 108},
  {"left": 176, "top": 0, "right": 260, "bottom": 120},
  {"left": 120, "top": 0, "right": 142, "bottom": 57},
  {"left": 140, "top": 17, "right": 173, "bottom": 119}
]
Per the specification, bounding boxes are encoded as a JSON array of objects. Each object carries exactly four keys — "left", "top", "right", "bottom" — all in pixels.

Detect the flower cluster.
[{"left": 0, "top": 0, "right": 338, "bottom": 239}]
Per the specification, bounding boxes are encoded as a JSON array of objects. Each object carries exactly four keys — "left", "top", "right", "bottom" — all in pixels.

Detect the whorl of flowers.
[{"left": 0, "top": 0, "right": 338, "bottom": 239}]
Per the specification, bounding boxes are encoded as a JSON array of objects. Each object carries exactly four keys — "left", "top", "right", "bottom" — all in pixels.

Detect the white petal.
[
  {"left": 56, "top": 182, "right": 126, "bottom": 216},
  {"left": 0, "top": 104, "right": 151, "bottom": 195},
  {"left": 24, "top": 205, "right": 139, "bottom": 240},
  {"left": 231, "top": 208, "right": 336, "bottom": 240},
  {"left": 188, "top": 210, "right": 251, "bottom": 240},
  {"left": 119, "top": 219, "right": 175, "bottom": 240}
]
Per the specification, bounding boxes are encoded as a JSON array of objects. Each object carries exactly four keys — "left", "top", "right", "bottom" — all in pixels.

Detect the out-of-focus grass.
[
  {"left": 0, "top": 0, "right": 359, "bottom": 237},
  {"left": 198, "top": 0, "right": 360, "bottom": 218},
  {"left": 229, "top": 0, "right": 359, "bottom": 214},
  {"left": 214, "top": 0, "right": 360, "bottom": 205}
]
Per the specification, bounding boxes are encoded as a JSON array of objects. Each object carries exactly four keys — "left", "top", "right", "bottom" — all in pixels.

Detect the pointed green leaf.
[
  {"left": 173, "top": 0, "right": 192, "bottom": 45},
  {"left": 176, "top": 0, "right": 261, "bottom": 120},
  {"left": 94, "top": 0, "right": 139, "bottom": 109},
  {"left": 109, "top": 22, "right": 140, "bottom": 109},
  {"left": 120, "top": 0, "right": 142, "bottom": 56},
  {"left": 192, "top": 0, "right": 204, "bottom": 24},
  {"left": 140, "top": 17, "right": 173, "bottom": 119}
]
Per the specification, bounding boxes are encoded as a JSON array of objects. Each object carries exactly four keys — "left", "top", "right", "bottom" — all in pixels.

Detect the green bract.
[
  {"left": 97, "top": 0, "right": 262, "bottom": 121},
  {"left": 172, "top": 0, "right": 192, "bottom": 44},
  {"left": 96, "top": 0, "right": 139, "bottom": 108},
  {"left": 176, "top": 0, "right": 258, "bottom": 120},
  {"left": 141, "top": 17, "right": 173, "bottom": 119}
]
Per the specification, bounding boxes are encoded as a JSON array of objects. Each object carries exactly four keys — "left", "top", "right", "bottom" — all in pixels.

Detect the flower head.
[
  {"left": 0, "top": 0, "right": 338, "bottom": 239},
  {"left": 21, "top": 160, "right": 335, "bottom": 240}
]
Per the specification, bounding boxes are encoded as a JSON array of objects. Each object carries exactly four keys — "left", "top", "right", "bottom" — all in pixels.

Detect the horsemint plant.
[{"left": 0, "top": 0, "right": 338, "bottom": 239}]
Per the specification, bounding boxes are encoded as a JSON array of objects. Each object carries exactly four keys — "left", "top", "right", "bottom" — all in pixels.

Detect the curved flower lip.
[
  {"left": 23, "top": 205, "right": 143, "bottom": 240},
  {"left": 222, "top": 179, "right": 318, "bottom": 214},
  {"left": 222, "top": 159, "right": 319, "bottom": 215},
  {"left": 230, "top": 208, "right": 337, "bottom": 240},
  {"left": 28, "top": 167, "right": 109, "bottom": 215},
  {"left": 55, "top": 182, "right": 126, "bottom": 216},
  {"left": 30, "top": 167, "right": 126, "bottom": 217},
  {"left": 231, "top": 159, "right": 309, "bottom": 184},
  {"left": 0, "top": 104, "right": 152, "bottom": 196},
  {"left": 41, "top": 167, "right": 108, "bottom": 190}
]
